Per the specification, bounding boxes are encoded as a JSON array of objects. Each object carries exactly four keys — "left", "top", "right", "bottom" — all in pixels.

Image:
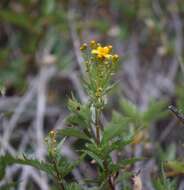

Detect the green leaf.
[
  {"left": 41, "top": 0, "right": 55, "bottom": 15},
  {"left": 58, "top": 128, "right": 90, "bottom": 141},
  {"left": 119, "top": 157, "right": 142, "bottom": 166},
  {"left": 104, "top": 81, "right": 119, "bottom": 94},
  {"left": 68, "top": 96, "right": 82, "bottom": 113},
  {"left": 143, "top": 100, "right": 167, "bottom": 123},
  {"left": 0, "top": 154, "right": 53, "bottom": 178},
  {"left": 109, "top": 158, "right": 142, "bottom": 173},
  {"left": 65, "top": 182, "right": 83, "bottom": 190},
  {"left": 66, "top": 114, "right": 89, "bottom": 129},
  {"left": 153, "top": 164, "right": 177, "bottom": 190},
  {"left": 110, "top": 138, "right": 133, "bottom": 151},
  {"left": 0, "top": 10, "right": 36, "bottom": 32},
  {"left": 83, "top": 150, "right": 103, "bottom": 168},
  {"left": 67, "top": 97, "right": 91, "bottom": 129},
  {"left": 55, "top": 137, "right": 66, "bottom": 161},
  {"left": 57, "top": 137, "right": 66, "bottom": 150},
  {"left": 0, "top": 161, "right": 5, "bottom": 180},
  {"left": 57, "top": 156, "right": 83, "bottom": 177},
  {"left": 101, "top": 111, "right": 130, "bottom": 144},
  {"left": 120, "top": 98, "right": 139, "bottom": 118},
  {"left": 120, "top": 98, "right": 142, "bottom": 126}
]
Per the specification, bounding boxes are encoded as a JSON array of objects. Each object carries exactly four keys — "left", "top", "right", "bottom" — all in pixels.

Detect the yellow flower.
[{"left": 91, "top": 46, "right": 112, "bottom": 59}]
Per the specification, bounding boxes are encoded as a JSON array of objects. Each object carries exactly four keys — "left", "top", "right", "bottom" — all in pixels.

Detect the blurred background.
[{"left": 0, "top": 0, "right": 184, "bottom": 189}]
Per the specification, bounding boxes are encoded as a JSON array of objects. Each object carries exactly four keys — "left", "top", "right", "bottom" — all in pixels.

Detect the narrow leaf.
[
  {"left": 101, "top": 111, "right": 130, "bottom": 144},
  {"left": 83, "top": 150, "right": 103, "bottom": 168},
  {"left": 0, "top": 154, "right": 53, "bottom": 176},
  {"left": 59, "top": 128, "right": 90, "bottom": 140}
]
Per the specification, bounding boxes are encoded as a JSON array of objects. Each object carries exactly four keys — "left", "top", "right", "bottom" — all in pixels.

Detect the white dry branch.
[{"left": 33, "top": 65, "right": 56, "bottom": 190}]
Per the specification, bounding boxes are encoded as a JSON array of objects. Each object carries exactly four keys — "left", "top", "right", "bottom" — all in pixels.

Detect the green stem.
[
  {"left": 94, "top": 103, "right": 114, "bottom": 189},
  {"left": 53, "top": 159, "right": 65, "bottom": 190},
  {"left": 95, "top": 108, "right": 100, "bottom": 145},
  {"left": 104, "top": 160, "right": 115, "bottom": 190}
]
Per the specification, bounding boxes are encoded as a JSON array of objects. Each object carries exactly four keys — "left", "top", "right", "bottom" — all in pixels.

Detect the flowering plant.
[{"left": 0, "top": 41, "right": 172, "bottom": 190}]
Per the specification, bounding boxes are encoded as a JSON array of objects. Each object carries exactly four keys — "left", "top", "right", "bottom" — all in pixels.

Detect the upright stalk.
[
  {"left": 80, "top": 41, "right": 119, "bottom": 189},
  {"left": 104, "top": 160, "right": 115, "bottom": 190},
  {"left": 53, "top": 159, "right": 65, "bottom": 190},
  {"left": 95, "top": 107, "right": 115, "bottom": 190},
  {"left": 95, "top": 108, "right": 100, "bottom": 145}
]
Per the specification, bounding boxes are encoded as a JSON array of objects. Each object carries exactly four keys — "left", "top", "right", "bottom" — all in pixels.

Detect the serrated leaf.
[
  {"left": 120, "top": 98, "right": 143, "bottom": 127},
  {"left": 59, "top": 128, "right": 90, "bottom": 141},
  {"left": 66, "top": 114, "right": 89, "bottom": 129},
  {"left": 68, "top": 97, "right": 81, "bottom": 113},
  {"left": 110, "top": 137, "right": 133, "bottom": 151},
  {"left": 57, "top": 153, "right": 85, "bottom": 177},
  {"left": 120, "top": 98, "right": 139, "bottom": 118},
  {"left": 109, "top": 158, "right": 142, "bottom": 173},
  {"left": 0, "top": 154, "right": 53, "bottom": 177},
  {"left": 143, "top": 100, "right": 167, "bottom": 123},
  {"left": 101, "top": 111, "right": 130, "bottom": 144},
  {"left": 83, "top": 150, "right": 103, "bottom": 168},
  {"left": 67, "top": 97, "right": 91, "bottom": 129}
]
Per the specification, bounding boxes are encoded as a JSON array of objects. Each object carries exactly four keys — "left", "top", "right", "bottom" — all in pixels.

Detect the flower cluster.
[
  {"left": 80, "top": 41, "right": 119, "bottom": 108},
  {"left": 80, "top": 40, "right": 119, "bottom": 62}
]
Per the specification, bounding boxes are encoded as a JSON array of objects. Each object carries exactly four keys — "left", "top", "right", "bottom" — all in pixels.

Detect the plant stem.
[
  {"left": 95, "top": 105, "right": 115, "bottom": 189},
  {"left": 104, "top": 160, "right": 115, "bottom": 190},
  {"left": 53, "top": 159, "right": 65, "bottom": 190},
  {"left": 95, "top": 108, "right": 100, "bottom": 145},
  {"left": 108, "top": 177, "right": 115, "bottom": 190}
]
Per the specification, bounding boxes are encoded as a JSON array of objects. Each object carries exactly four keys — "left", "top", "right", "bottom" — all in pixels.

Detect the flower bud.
[
  {"left": 112, "top": 54, "right": 119, "bottom": 62},
  {"left": 80, "top": 43, "right": 87, "bottom": 51},
  {"left": 108, "top": 45, "right": 112, "bottom": 52},
  {"left": 90, "top": 40, "right": 97, "bottom": 48}
]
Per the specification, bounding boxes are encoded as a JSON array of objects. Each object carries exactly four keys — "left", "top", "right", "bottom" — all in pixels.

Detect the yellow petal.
[{"left": 91, "top": 49, "right": 98, "bottom": 54}]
